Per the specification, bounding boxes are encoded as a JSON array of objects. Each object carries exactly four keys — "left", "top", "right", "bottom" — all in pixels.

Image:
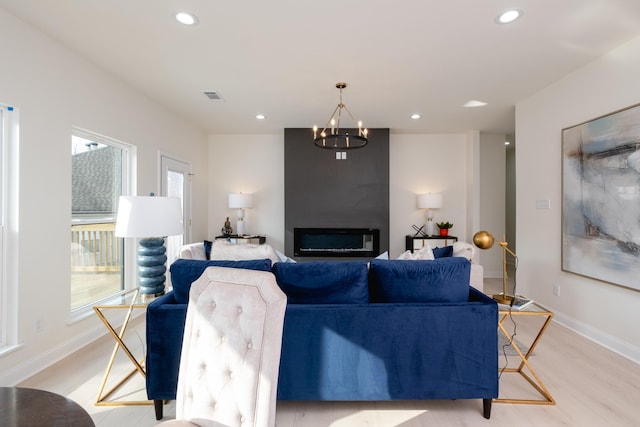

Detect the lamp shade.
[
  {"left": 417, "top": 193, "right": 443, "bottom": 209},
  {"left": 228, "top": 193, "right": 254, "bottom": 209},
  {"left": 115, "top": 196, "right": 183, "bottom": 238}
]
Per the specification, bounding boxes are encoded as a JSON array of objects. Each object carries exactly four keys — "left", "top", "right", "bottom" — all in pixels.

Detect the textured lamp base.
[
  {"left": 138, "top": 238, "right": 167, "bottom": 296},
  {"left": 426, "top": 220, "right": 436, "bottom": 236}
]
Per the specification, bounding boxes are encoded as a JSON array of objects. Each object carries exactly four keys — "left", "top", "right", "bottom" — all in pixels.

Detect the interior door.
[{"left": 160, "top": 155, "right": 192, "bottom": 266}]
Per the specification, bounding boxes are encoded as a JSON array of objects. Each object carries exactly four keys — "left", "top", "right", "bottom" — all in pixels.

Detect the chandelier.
[{"left": 312, "top": 82, "right": 368, "bottom": 149}]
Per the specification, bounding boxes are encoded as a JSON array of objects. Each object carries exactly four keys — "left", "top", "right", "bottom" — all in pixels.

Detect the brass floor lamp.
[{"left": 473, "top": 231, "right": 517, "bottom": 304}]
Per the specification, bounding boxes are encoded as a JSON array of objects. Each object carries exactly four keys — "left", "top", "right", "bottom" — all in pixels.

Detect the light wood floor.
[{"left": 18, "top": 279, "right": 640, "bottom": 426}]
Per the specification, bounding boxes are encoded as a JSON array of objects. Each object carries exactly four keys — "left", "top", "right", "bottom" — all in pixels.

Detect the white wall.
[
  {"left": 517, "top": 35, "right": 640, "bottom": 361},
  {"left": 208, "top": 134, "right": 285, "bottom": 251},
  {"left": 207, "top": 132, "right": 498, "bottom": 261},
  {"left": 389, "top": 133, "right": 471, "bottom": 257},
  {"left": 0, "top": 9, "right": 208, "bottom": 383},
  {"left": 477, "top": 132, "right": 507, "bottom": 277}
]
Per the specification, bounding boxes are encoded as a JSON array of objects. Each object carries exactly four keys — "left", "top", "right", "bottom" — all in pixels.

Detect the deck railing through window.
[{"left": 71, "top": 223, "right": 121, "bottom": 272}]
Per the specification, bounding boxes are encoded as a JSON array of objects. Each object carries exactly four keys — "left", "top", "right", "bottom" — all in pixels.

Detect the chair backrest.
[{"left": 174, "top": 266, "right": 287, "bottom": 427}]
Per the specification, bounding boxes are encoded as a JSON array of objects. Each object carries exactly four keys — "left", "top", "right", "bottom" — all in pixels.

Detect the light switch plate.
[{"left": 535, "top": 199, "right": 551, "bottom": 209}]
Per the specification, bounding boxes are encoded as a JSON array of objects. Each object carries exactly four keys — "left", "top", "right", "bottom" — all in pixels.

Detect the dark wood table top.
[{"left": 0, "top": 387, "right": 94, "bottom": 426}]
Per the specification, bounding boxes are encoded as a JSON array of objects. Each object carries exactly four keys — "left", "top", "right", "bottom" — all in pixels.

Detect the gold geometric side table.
[
  {"left": 495, "top": 302, "right": 555, "bottom": 405},
  {"left": 93, "top": 288, "right": 157, "bottom": 406}
]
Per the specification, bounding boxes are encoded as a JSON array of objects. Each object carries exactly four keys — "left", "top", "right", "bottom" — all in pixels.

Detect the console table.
[
  {"left": 215, "top": 235, "right": 266, "bottom": 245},
  {"left": 406, "top": 235, "right": 458, "bottom": 252}
]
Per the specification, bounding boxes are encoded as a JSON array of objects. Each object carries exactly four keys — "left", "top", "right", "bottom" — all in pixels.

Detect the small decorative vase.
[{"left": 439, "top": 228, "right": 449, "bottom": 236}]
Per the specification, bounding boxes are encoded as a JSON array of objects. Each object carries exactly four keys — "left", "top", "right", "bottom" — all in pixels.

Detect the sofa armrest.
[
  {"left": 177, "top": 242, "right": 207, "bottom": 260},
  {"left": 146, "top": 292, "right": 188, "bottom": 400},
  {"left": 470, "top": 264, "right": 484, "bottom": 293}
]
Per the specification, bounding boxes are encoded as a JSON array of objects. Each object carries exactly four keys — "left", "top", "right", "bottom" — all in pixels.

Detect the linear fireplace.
[{"left": 294, "top": 228, "right": 380, "bottom": 257}]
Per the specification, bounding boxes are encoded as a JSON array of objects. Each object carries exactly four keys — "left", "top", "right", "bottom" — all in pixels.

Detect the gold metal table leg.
[
  {"left": 93, "top": 290, "right": 156, "bottom": 406},
  {"left": 494, "top": 310, "right": 556, "bottom": 405}
]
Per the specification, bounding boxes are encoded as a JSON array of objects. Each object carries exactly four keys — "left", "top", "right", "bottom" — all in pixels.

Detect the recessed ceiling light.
[
  {"left": 176, "top": 12, "right": 198, "bottom": 26},
  {"left": 256, "top": 114, "right": 266, "bottom": 120},
  {"left": 463, "top": 100, "right": 488, "bottom": 108},
  {"left": 505, "top": 141, "right": 511, "bottom": 145},
  {"left": 496, "top": 9, "right": 521, "bottom": 24},
  {"left": 411, "top": 113, "right": 421, "bottom": 120}
]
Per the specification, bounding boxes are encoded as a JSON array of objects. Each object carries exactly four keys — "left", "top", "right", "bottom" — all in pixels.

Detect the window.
[
  {"left": 71, "top": 129, "right": 132, "bottom": 311},
  {"left": 0, "top": 104, "right": 18, "bottom": 351}
]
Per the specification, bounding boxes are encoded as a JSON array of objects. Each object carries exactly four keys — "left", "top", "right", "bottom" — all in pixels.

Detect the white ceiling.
[{"left": 2, "top": 0, "right": 640, "bottom": 135}]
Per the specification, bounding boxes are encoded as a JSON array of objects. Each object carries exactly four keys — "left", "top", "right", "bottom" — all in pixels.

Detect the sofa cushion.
[
  {"left": 170, "top": 258, "right": 272, "bottom": 304},
  {"left": 272, "top": 261, "right": 369, "bottom": 304},
  {"left": 369, "top": 257, "right": 470, "bottom": 303}
]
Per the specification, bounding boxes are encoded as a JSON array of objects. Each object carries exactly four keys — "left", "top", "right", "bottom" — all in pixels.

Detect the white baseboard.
[
  {"left": 1, "top": 323, "right": 106, "bottom": 385},
  {"left": 553, "top": 310, "right": 640, "bottom": 365},
  {"left": 2, "top": 309, "right": 146, "bottom": 386}
]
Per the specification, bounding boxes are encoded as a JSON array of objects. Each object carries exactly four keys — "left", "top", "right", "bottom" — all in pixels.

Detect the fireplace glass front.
[{"left": 294, "top": 228, "right": 379, "bottom": 257}]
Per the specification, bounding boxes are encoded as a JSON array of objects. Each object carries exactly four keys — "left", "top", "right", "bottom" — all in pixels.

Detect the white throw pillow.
[
  {"left": 414, "top": 245, "right": 435, "bottom": 260},
  {"left": 275, "top": 249, "right": 297, "bottom": 263},
  {"left": 396, "top": 250, "right": 415, "bottom": 260},
  {"left": 210, "top": 240, "right": 280, "bottom": 264},
  {"left": 396, "top": 246, "right": 434, "bottom": 260},
  {"left": 453, "top": 241, "right": 476, "bottom": 263}
]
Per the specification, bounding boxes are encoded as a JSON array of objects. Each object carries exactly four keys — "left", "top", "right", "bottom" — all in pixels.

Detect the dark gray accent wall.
[{"left": 284, "top": 128, "right": 389, "bottom": 259}]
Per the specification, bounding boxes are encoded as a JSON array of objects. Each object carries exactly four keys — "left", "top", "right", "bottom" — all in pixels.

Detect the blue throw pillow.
[
  {"left": 369, "top": 257, "right": 470, "bottom": 303},
  {"left": 432, "top": 245, "right": 454, "bottom": 258},
  {"left": 203, "top": 240, "right": 213, "bottom": 260},
  {"left": 170, "top": 258, "right": 272, "bottom": 304},
  {"left": 272, "top": 261, "right": 369, "bottom": 304}
]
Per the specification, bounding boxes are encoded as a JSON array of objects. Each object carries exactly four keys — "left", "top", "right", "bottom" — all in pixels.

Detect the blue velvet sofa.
[{"left": 146, "top": 257, "right": 498, "bottom": 420}]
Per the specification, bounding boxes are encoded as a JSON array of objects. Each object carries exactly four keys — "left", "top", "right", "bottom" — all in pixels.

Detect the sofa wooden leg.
[
  {"left": 154, "top": 400, "right": 164, "bottom": 420},
  {"left": 482, "top": 398, "right": 492, "bottom": 419}
]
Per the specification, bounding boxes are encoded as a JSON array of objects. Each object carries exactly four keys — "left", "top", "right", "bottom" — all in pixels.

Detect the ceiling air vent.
[{"left": 204, "top": 91, "right": 224, "bottom": 101}]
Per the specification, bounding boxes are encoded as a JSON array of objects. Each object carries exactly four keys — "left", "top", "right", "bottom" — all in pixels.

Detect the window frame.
[
  {"left": 69, "top": 128, "right": 136, "bottom": 321},
  {"left": 0, "top": 104, "right": 19, "bottom": 355}
]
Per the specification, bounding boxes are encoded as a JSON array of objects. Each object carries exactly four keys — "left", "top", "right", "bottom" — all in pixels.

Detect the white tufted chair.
[{"left": 157, "top": 267, "right": 287, "bottom": 427}]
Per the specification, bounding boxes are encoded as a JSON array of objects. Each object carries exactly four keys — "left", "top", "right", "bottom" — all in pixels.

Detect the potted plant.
[{"left": 436, "top": 221, "right": 453, "bottom": 236}]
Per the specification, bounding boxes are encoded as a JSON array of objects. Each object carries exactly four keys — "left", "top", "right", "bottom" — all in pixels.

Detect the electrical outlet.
[
  {"left": 553, "top": 284, "right": 560, "bottom": 297},
  {"left": 35, "top": 317, "right": 44, "bottom": 333}
]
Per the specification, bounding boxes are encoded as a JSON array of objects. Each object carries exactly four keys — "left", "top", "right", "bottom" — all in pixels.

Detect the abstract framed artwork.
[{"left": 562, "top": 103, "right": 640, "bottom": 291}]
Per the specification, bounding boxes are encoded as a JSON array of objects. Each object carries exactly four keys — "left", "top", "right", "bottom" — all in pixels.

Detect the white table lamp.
[
  {"left": 228, "top": 193, "right": 254, "bottom": 236},
  {"left": 417, "top": 193, "right": 443, "bottom": 236},
  {"left": 115, "top": 195, "right": 183, "bottom": 296}
]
